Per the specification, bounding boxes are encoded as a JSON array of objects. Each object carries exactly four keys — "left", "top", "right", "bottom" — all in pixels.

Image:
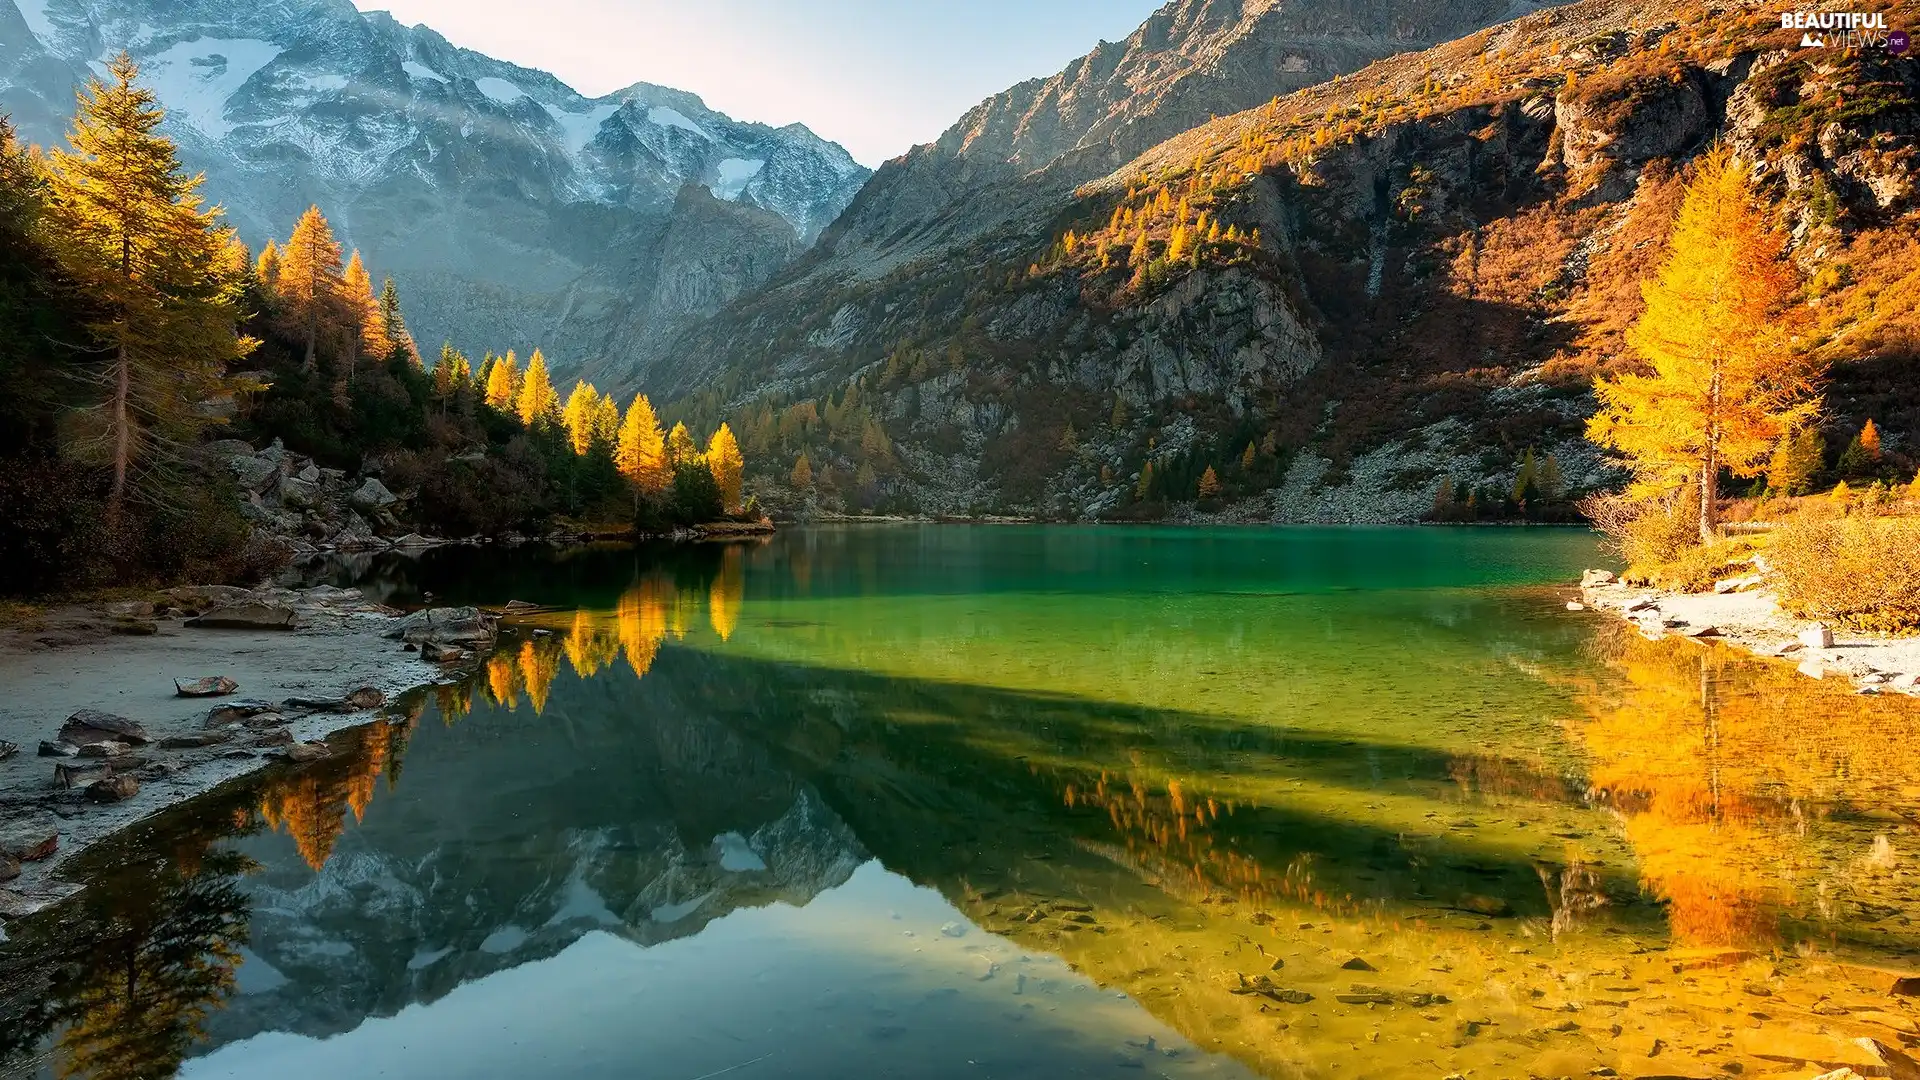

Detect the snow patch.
[
  {"left": 474, "top": 76, "right": 525, "bottom": 104},
  {"left": 646, "top": 106, "right": 710, "bottom": 140},
  {"left": 478, "top": 925, "right": 528, "bottom": 953},
  {"left": 710, "top": 157, "right": 764, "bottom": 200},
  {"left": 713, "top": 831, "right": 766, "bottom": 872},
  {"left": 402, "top": 61, "right": 443, "bottom": 83},
  {"left": 14, "top": 0, "right": 57, "bottom": 47},
  {"left": 140, "top": 38, "right": 283, "bottom": 139},
  {"left": 290, "top": 72, "right": 348, "bottom": 95},
  {"left": 552, "top": 102, "right": 617, "bottom": 154}
]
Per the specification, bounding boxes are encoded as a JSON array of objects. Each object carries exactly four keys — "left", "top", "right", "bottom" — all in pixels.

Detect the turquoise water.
[{"left": 8, "top": 525, "right": 1919, "bottom": 1080}]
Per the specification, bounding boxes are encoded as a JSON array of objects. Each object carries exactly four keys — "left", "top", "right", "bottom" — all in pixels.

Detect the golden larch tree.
[
  {"left": 516, "top": 347, "right": 557, "bottom": 426},
  {"left": 277, "top": 204, "right": 344, "bottom": 372},
  {"left": 484, "top": 349, "right": 519, "bottom": 412},
  {"left": 616, "top": 394, "right": 670, "bottom": 497},
  {"left": 341, "top": 249, "right": 377, "bottom": 363},
  {"left": 706, "top": 422, "right": 745, "bottom": 512},
  {"left": 590, "top": 391, "right": 621, "bottom": 449},
  {"left": 1586, "top": 148, "right": 1816, "bottom": 542},
  {"left": 562, "top": 380, "right": 600, "bottom": 455},
  {"left": 41, "top": 52, "right": 255, "bottom": 510},
  {"left": 665, "top": 421, "right": 698, "bottom": 468},
  {"left": 790, "top": 452, "right": 813, "bottom": 489},
  {"left": 1198, "top": 465, "right": 1222, "bottom": 498},
  {"left": 255, "top": 239, "right": 280, "bottom": 296}
]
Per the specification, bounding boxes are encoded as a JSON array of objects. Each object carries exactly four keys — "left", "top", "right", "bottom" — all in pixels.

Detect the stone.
[
  {"left": 1677, "top": 624, "right": 1720, "bottom": 638},
  {"left": 391, "top": 533, "right": 440, "bottom": 548},
  {"left": 349, "top": 477, "right": 398, "bottom": 511},
  {"left": 205, "top": 699, "right": 277, "bottom": 726},
  {"left": 283, "top": 741, "right": 331, "bottom": 763},
  {"left": 1340, "top": 957, "right": 1376, "bottom": 971},
  {"left": 1624, "top": 597, "right": 1658, "bottom": 613},
  {"left": 62, "top": 709, "right": 151, "bottom": 745},
  {"left": 1892, "top": 673, "right": 1920, "bottom": 689},
  {"left": 345, "top": 687, "right": 385, "bottom": 710},
  {"left": 75, "top": 741, "right": 130, "bottom": 758},
  {"left": 1801, "top": 624, "right": 1836, "bottom": 649},
  {"left": 187, "top": 603, "right": 300, "bottom": 631},
  {"left": 503, "top": 599, "right": 541, "bottom": 612},
  {"left": 1714, "top": 574, "right": 1765, "bottom": 594},
  {"left": 1456, "top": 893, "right": 1513, "bottom": 917},
  {"left": 250, "top": 728, "right": 294, "bottom": 747},
  {"left": 174, "top": 675, "right": 240, "bottom": 697},
  {"left": 86, "top": 775, "right": 139, "bottom": 803},
  {"left": 1581, "top": 569, "right": 1618, "bottom": 587},
  {"left": 103, "top": 600, "right": 155, "bottom": 618},
  {"left": 38, "top": 740, "right": 78, "bottom": 757},
  {"left": 1734, "top": 1029, "right": 1914, "bottom": 1074},
  {"left": 282, "top": 687, "right": 383, "bottom": 713},
  {"left": 1800, "top": 660, "right": 1828, "bottom": 680},
  {"left": 422, "top": 641, "right": 470, "bottom": 663},
  {"left": 229, "top": 454, "right": 279, "bottom": 493},
  {"left": 159, "top": 730, "right": 233, "bottom": 749},
  {"left": 0, "top": 854, "right": 17, "bottom": 883},
  {"left": 388, "top": 607, "right": 495, "bottom": 645},
  {"left": 1565, "top": 601, "right": 1586, "bottom": 611},
  {"left": 278, "top": 474, "right": 322, "bottom": 509},
  {"left": 0, "top": 740, "right": 15, "bottom": 761},
  {"left": 54, "top": 762, "right": 110, "bottom": 788},
  {"left": 0, "top": 816, "right": 58, "bottom": 862},
  {"left": 1337, "top": 988, "right": 1395, "bottom": 1005},
  {"left": 1894, "top": 976, "right": 1920, "bottom": 996}
]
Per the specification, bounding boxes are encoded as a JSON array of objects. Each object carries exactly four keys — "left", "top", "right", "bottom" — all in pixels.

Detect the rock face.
[
  {"left": 0, "top": 0, "right": 868, "bottom": 376},
  {"left": 386, "top": 607, "right": 497, "bottom": 646}
]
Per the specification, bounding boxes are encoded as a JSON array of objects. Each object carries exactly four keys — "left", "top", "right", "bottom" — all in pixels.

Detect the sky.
[{"left": 349, "top": 0, "right": 1165, "bottom": 167}]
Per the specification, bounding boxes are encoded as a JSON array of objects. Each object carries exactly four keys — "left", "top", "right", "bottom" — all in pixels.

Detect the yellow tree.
[
  {"left": 706, "top": 422, "right": 745, "bottom": 512},
  {"left": 341, "top": 249, "right": 377, "bottom": 368},
  {"left": 484, "top": 349, "right": 519, "bottom": 412},
  {"left": 40, "top": 52, "right": 255, "bottom": 511},
  {"left": 665, "top": 421, "right": 698, "bottom": 468},
  {"left": 590, "top": 392, "right": 621, "bottom": 449},
  {"left": 254, "top": 239, "right": 280, "bottom": 297},
  {"left": 277, "top": 204, "right": 344, "bottom": 372},
  {"left": 1586, "top": 148, "right": 1815, "bottom": 542},
  {"left": 616, "top": 394, "right": 670, "bottom": 497},
  {"left": 516, "top": 347, "right": 557, "bottom": 426},
  {"left": 1198, "top": 465, "right": 1222, "bottom": 498},
  {"left": 562, "top": 380, "right": 600, "bottom": 454},
  {"left": 791, "top": 452, "right": 813, "bottom": 489}
]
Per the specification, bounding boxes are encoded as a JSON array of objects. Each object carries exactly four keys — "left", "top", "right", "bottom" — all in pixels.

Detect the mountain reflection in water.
[{"left": 5, "top": 526, "right": 1918, "bottom": 1080}]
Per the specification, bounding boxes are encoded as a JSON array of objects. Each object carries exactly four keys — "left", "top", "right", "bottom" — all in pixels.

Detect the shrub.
[
  {"left": 1769, "top": 515, "right": 1920, "bottom": 632},
  {"left": 1578, "top": 488, "right": 1701, "bottom": 580},
  {"left": 1644, "top": 538, "right": 1754, "bottom": 593}
]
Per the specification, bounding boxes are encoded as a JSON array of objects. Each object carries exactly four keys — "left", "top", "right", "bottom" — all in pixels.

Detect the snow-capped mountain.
[{"left": 0, "top": 0, "right": 869, "bottom": 380}]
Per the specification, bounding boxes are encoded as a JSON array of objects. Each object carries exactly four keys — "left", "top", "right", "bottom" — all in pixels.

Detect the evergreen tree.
[
  {"left": 41, "top": 52, "right": 256, "bottom": 510},
  {"left": 277, "top": 205, "right": 344, "bottom": 373},
  {"left": 376, "top": 277, "right": 413, "bottom": 364},
  {"left": 706, "top": 423, "right": 745, "bottom": 513},
  {"left": 1838, "top": 419, "right": 1882, "bottom": 477},
  {"left": 1512, "top": 449, "right": 1539, "bottom": 503},
  {"left": 615, "top": 395, "right": 669, "bottom": 497},
  {"left": 516, "top": 348, "right": 557, "bottom": 427},
  {"left": 1537, "top": 454, "right": 1566, "bottom": 501}
]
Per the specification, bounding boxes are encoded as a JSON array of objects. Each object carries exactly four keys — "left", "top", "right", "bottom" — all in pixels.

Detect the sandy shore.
[
  {"left": 1577, "top": 574, "right": 1920, "bottom": 695},
  {"left": 0, "top": 589, "right": 446, "bottom": 918}
]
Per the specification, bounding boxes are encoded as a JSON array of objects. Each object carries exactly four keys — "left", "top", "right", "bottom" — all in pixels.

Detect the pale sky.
[{"left": 350, "top": 0, "right": 1166, "bottom": 167}]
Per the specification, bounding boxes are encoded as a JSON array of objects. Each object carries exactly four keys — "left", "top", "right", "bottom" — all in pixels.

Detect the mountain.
[
  {"left": 658, "top": 0, "right": 1920, "bottom": 521},
  {"left": 0, "top": 0, "right": 869, "bottom": 375}
]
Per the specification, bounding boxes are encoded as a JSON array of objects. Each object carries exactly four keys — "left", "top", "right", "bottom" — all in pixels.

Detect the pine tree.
[
  {"left": 1198, "top": 465, "right": 1222, "bottom": 499},
  {"left": 791, "top": 452, "right": 813, "bottom": 489},
  {"left": 665, "top": 422, "right": 698, "bottom": 468},
  {"left": 1838, "top": 418, "right": 1882, "bottom": 476},
  {"left": 1586, "top": 148, "right": 1815, "bottom": 543},
  {"left": 484, "top": 350, "right": 519, "bottom": 412},
  {"left": 432, "top": 343, "right": 463, "bottom": 407},
  {"left": 615, "top": 395, "right": 670, "bottom": 497},
  {"left": 516, "top": 348, "right": 557, "bottom": 427},
  {"left": 376, "top": 277, "right": 413, "bottom": 363},
  {"left": 562, "top": 381, "right": 600, "bottom": 455},
  {"left": 41, "top": 52, "right": 256, "bottom": 510},
  {"left": 1512, "top": 448, "right": 1539, "bottom": 503},
  {"left": 1767, "top": 426, "right": 1824, "bottom": 495},
  {"left": 1537, "top": 454, "right": 1566, "bottom": 501},
  {"left": 706, "top": 423, "right": 745, "bottom": 513},
  {"left": 278, "top": 205, "right": 344, "bottom": 373},
  {"left": 1860, "top": 418, "right": 1882, "bottom": 460}
]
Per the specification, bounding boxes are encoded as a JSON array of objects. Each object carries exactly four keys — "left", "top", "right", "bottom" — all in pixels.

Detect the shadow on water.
[{"left": 8, "top": 528, "right": 1920, "bottom": 1079}]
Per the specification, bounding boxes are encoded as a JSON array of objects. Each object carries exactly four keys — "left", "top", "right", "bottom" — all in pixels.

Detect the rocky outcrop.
[{"left": 208, "top": 439, "right": 443, "bottom": 555}]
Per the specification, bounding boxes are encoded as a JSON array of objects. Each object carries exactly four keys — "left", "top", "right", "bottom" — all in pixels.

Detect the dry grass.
[{"left": 1769, "top": 515, "right": 1920, "bottom": 633}]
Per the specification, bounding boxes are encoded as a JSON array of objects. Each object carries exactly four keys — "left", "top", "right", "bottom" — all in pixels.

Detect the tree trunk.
[
  {"left": 303, "top": 312, "right": 316, "bottom": 373},
  {"left": 108, "top": 338, "right": 130, "bottom": 512},
  {"left": 1698, "top": 452, "right": 1718, "bottom": 544}
]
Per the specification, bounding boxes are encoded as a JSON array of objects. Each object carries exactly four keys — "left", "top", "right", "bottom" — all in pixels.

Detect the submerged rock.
[
  {"left": 187, "top": 603, "right": 301, "bottom": 631},
  {"left": 281, "top": 687, "right": 383, "bottom": 713},
  {"left": 61, "top": 709, "right": 151, "bottom": 745},
  {"left": 37, "top": 741, "right": 78, "bottom": 757},
  {"left": 388, "top": 607, "right": 495, "bottom": 645},
  {"left": 0, "top": 816, "right": 59, "bottom": 862},
  {"left": 205, "top": 699, "right": 277, "bottom": 725}
]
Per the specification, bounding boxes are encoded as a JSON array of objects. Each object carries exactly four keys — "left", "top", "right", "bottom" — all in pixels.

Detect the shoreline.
[
  {"left": 1575, "top": 572, "right": 1920, "bottom": 696},
  {"left": 0, "top": 587, "right": 467, "bottom": 919}
]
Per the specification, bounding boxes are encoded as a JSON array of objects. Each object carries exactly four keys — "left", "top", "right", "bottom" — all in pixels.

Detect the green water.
[{"left": 7, "top": 526, "right": 1920, "bottom": 1080}]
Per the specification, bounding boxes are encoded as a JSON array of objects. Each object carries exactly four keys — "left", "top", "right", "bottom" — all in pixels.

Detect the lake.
[{"left": 7, "top": 525, "right": 1920, "bottom": 1079}]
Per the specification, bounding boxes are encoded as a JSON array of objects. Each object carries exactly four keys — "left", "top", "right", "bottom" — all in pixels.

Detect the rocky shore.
[
  {"left": 0, "top": 586, "right": 499, "bottom": 922},
  {"left": 1575, "top": 569, "right": 1920, "bottom": 696}
]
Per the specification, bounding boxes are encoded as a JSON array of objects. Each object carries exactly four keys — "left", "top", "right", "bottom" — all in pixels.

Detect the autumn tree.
[
  {"left": 665, "top": 421, "right": 698, "bottom": 468},
  {"left": 1586, "top": 148, "right": 1815, "bottom": 543},
  {"left": 1838, "top": 419, "right": 1882, "bottom": 477},
  {"left": 589, "top": 391, "right": 621, "bottom": 450},
  {"left": 1767, "top": 426, "right": 1823, "bottom": 495},
  {"left": 484, "top": 349, "right": 519, "bottom": 412},
  {"left": 516, "top": 348, "right": 557, "bottom": 426},
  {"left": 706, "top": 422, "right": 744, "bottom": 512},
  {"left": 562, "top": 380, "right": 601, "bottom": 455},
  {"left": 791, "top": 452, "right": 813, "bottom": 489},
  {"left": 341, "top": 249, "right": 377, "bottom": 365},
  {"left": 40, "top": 52, "right": 255, "bottom": 511},
  {"left": 254, "top": 239, "right": 280, "bottom": 297},
  {"left": 616, "top": 394, "right": 670, "bottom": 497},
  {"left": 1198, "top": 465, "right": 1222, "bottom": 499},
  {"left": 277, "top": 205, "right": 344, "bottom": 372}
]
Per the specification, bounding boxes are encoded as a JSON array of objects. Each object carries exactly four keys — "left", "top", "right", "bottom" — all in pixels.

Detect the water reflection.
[{"left": 8, "top": 528, "right": 1920, "bottom": 1080}]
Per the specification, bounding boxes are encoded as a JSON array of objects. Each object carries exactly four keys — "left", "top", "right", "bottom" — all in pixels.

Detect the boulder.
[
  {"left": 229, "top": 454, "right": 280, "bottom": 493},
  {"left": 349, "top": 477, "right": 398, "bottom": 511},
  {"left": 391, "top": 533, "right": 440, "bottom": 548},
  {"left": 295, "top": 462, "right": 320, "bottom": 483},
  {"left": 422, "top": 641, "right": 470, "bottom": 663},
  {"left": 86, "top": 775, "right": 139, "bottom": 803},
  {"left": 0, "top": 855, "right": 17, "bottom": 883},
  {"left": 1580, "top": 569, "right": 1618, "bottom": 587},
  {"left": 1801, "top": 624, "right": 1836, "bottom": 649},
  {"left": 1564, "top": 601, "right": 1585, "bottom": 611},
  {"left": 250, "top": 728, "right": 293, "bottom": 747},
  {"left": 61, "top": 709, "right": 151, "bottom": 745},
  {"left": 283, "top": 741, "right": 331, "bottom": 763},
  {"left": 0, "top": 815, "right": 59, "bottom": 861},
  {"left": 1800, "top": 660, "right": 1828, "bottom": 680},
  {"left": 76, "top": 741, "right": 130, "bottom": 758},
  {"left": 165, "top": 585, "right": 253, "bottom": 610},
  {"left": 1714, "top": 574, "right": 1765, "bottom": 594},
  {"left": 278, "top": 474, "right": 322, "bottom": 509},
  {"left": 187, "top": 604, "right": 300, "bottom": 631},
  {"left": 159, "top": 730, "right": 233, "bottom": 749},
  {"left": 38, "top": 741, "right": 78, "bottom": 757},
  {"left": 174, "top": 676, "right": 240, "bottom": 697},
  {"left": 205, "top": 699, "right": 278, "bottom": 725},
  {"left": 282, "top": 687, "right": 384, "bottom": 713},
  {"left": 0, "top": 740, "right": 16, "bottom": 760},
  {"left": 53, "top": 762, "right": 110, "bottom": 789},
  {"left": 388, "top": 607, "right": 495, "bottom": 645}
]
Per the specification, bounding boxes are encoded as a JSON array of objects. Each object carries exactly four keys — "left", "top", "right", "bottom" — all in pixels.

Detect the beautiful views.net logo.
[{"left": 1781, "top": 10, "right": 1909, "bottom": 52}]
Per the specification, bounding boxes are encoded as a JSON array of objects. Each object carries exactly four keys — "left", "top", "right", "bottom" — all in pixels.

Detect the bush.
[
  {"left": 1644, "top": 538, "right": 1754, "bottom": 593},
  {"left": 1578, "top": 488, "right": 1701, "bottom": 580},
  {"left": 1769, "top": 515, "right": 1920, "bottom": 632}
]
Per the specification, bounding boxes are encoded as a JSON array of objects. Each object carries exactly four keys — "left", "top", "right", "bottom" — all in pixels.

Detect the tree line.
[{"left": 0, "top": 55, "right": 746, "bottom": 596}]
